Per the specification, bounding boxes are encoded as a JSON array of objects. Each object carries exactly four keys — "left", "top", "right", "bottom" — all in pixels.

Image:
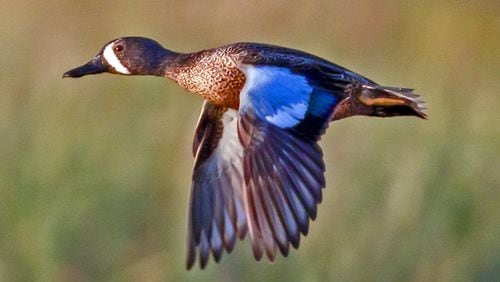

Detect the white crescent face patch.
[{"left": 102, "top": 43, "right": 130, "bottom": 74}]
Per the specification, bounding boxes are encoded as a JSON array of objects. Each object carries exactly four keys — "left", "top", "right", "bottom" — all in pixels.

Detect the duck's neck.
[
  {"left": 161, "top": 52, "right": 194, "bottom": 79},
  {"left": 138, "top": 48, "right": 184, "bottom": 77}
]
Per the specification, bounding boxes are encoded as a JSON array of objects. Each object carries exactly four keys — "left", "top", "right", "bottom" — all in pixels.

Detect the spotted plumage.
[
  {"left": 166, "top": 49, "right": 245, "bottom": 108},
  {"left": 64, "top": 36, "right": 427, "bottom": 270}
]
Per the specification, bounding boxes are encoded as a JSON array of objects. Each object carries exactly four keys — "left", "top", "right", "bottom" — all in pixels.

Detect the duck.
[{"left": 63, "top": 36, "right": 427, "bottom": 270}]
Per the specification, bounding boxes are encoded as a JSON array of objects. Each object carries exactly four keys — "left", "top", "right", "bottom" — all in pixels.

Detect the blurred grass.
[{"left": 0, "top": 0, "right": 499, "bottom": 281}]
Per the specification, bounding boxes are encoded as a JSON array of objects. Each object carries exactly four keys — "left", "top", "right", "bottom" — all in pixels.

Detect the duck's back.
[{"left": 165, "top": 42, "right": 375, "bottom": 109}]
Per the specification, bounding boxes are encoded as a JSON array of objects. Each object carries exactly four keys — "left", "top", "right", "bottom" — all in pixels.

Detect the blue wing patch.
[
  {"left": 308, "top": 89, "right": 338, "bottom": 118},
  {"left": 239, "top": 64, "right": 339, "bottom": 142},
  {"left": 240, "top": 65, "right": 313, "bottom": 128}
]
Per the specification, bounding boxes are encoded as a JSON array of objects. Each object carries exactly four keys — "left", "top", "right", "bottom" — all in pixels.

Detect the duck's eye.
[{"left": 114, "top": 45, "right": 124, "bottom": 52}]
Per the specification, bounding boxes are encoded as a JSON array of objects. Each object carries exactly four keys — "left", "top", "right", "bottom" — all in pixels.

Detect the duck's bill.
[
  {"left": 358, "top": 85, "right": 428, "bottom": 119},
  {"left": 63, "top": 55, "right": 107, "bottom": 78}
]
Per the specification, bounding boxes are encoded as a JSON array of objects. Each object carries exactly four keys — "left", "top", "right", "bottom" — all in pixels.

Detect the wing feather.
[
  {"left": 186, "top": 101, "right": 246, "bottom": 269},
  {"left": 188, "top": 62, "right": 343, "bottom": 268},
  {"left": 235, "top": 64, "right": 338, "bottom": 261}
]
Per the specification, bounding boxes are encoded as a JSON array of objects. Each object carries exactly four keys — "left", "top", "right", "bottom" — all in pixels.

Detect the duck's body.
[
  {"left": 164, "top": 42, "right": 375, "bottom": 110},
  {"left": 64, "top": 37, "right": 426, "bottom": 270}
]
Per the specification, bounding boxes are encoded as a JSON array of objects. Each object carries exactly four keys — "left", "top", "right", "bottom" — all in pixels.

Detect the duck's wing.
[
  {"left": 187, "top": 101, "right": 247, "bottom": 269},
  {"left": 237, "top": 64, "right": 341, "bottom": 261}
]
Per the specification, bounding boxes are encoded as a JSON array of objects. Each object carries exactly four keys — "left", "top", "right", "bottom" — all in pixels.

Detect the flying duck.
[{"left": 63, "top": 37, "right": 427, "bottom": 269}]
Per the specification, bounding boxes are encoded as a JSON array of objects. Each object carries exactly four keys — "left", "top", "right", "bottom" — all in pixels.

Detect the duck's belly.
[{"left": 174, "top": 54, "right": 245, "bottom": 109}]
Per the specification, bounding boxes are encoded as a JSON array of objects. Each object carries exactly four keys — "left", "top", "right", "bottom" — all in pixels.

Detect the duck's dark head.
[{"left": 63, "top": 37, "right": 176, "bottom": 78}]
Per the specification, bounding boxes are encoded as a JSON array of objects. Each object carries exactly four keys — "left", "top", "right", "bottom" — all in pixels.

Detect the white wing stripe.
[{"left": 265, "top": 102, "right": 307, "bottom": 127}]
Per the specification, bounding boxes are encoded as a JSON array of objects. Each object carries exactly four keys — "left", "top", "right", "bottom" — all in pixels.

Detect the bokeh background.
[{"left": 1, "top": 1, "right": 499, "bottom": 281}]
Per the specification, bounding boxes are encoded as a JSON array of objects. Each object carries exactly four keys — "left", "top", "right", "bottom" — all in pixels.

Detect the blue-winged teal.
[{"left": 64, "top": 37, "right": 426, "bottom": 269}]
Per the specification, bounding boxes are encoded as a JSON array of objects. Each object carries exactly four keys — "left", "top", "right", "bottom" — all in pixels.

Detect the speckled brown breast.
[{"left": 167, "top": 48, "right": 246, "bottom": 109}]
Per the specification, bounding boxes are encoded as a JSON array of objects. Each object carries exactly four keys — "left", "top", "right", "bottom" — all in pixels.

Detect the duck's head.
[{"left": 63, "top": 37, "right": 175, "bottom": 78}]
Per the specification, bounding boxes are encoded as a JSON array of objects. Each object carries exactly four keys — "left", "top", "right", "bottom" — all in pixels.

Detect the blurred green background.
[{"left": 1, "top": 1, "right": 499, "bottom": 281}]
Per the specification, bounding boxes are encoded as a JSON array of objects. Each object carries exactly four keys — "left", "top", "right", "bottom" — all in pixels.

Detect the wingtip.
[
  {"left": 186, "top": 245, "right": 196, "bottom": 270},
  {"left": 251, "top": 240, "right": 264, "bottom": 261}
]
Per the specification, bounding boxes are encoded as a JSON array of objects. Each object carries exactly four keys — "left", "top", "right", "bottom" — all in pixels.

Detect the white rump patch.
[{"left": 103, "top": 43, "right": 130, "bottom": 74}]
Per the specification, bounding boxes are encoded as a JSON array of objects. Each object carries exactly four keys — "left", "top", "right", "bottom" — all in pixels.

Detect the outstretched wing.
[
  {"left": 187, "top": 101, "right": 247, "bottom": 269},
  {"left": 237, "top": 64, "right": 340, "bottom": 260}
]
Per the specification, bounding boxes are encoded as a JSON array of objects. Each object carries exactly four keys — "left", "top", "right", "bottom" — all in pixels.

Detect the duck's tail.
[
  {"left": 331, "top": 83, "right": 427, "bottom": 121},
  {"left": 358, "top": 85, "right": 428, "bottom": 119}
]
